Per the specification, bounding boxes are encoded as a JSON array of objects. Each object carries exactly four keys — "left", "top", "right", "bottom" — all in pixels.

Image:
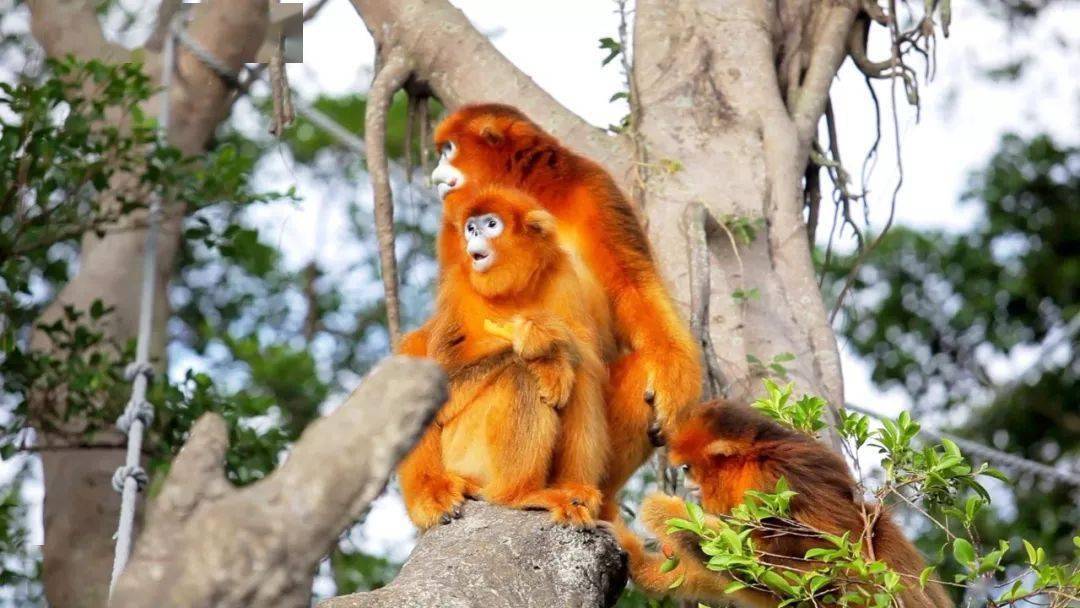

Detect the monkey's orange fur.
[
  {"left": 396, "top": 185, "right": 610, "bottom": 529},
  {"left": 613, "top": 401, "right": 954, "bottom": 607},
  {"left": 433, "top": 104, "right": 703, "bottom": 518}
]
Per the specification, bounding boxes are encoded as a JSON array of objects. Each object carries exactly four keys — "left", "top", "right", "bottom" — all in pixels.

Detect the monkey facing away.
[
  {"left": 397, "top": 185, "right": 610, "bottom": 529},
  {"left": 427, "top": 103, "right": 703, "bottom": 519},
  {"left": 613, "top": 400, "right": 953, "bottom": 608}
]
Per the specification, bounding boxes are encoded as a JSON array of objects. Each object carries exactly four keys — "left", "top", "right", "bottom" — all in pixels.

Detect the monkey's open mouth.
[{"left": 471, "top": 252, "right": 488, "bottom": 262}]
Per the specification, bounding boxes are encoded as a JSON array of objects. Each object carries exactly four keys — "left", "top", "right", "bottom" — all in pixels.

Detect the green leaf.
[
  {"left": 722, "top": 581, "right": 748, "bottom": 594},
  {"left": 952, "top": 538, "right": 975, "bottom": 566},
  {"left": 918, "top": 566, "right": 934, "bottom": 588},
  {"left": 597, "top": 37, "right": 622, "bottom": 66}
]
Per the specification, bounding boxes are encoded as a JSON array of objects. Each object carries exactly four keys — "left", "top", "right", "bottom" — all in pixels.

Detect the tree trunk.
[
  {"left": 348, "top": 0, "right": 851, "bottom": 408},
  {"left": 25, "top": 2, "right": 268, "bottom": 605},
  {"left": 632, "top": 0, "right": 852, "bottom": 409}
]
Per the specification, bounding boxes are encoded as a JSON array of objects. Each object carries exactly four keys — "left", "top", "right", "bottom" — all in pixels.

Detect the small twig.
[
  {"left": 268, "top": 32, "right": 295, "bottom": 138},
  {"left": 615, "top": 0, "right": 648, "bottom": 208},
  {"left": 303, "top": 0, "right": 332, "bottom": 23},
  {"left": 365, "top": 49, "right": 412, "bottom": 348},
  {"left": 418, "top": 96, "right": 432, "bottom": 186},
  {"left": 804, "top": 158, "right": 822, "bottom": 244}
]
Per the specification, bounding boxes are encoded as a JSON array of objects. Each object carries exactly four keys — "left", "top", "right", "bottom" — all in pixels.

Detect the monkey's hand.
[
  {"left": 507, "top": 315, "right": 577, "bottom": 362},
  {"left": 529, "top": 356, "right": 576, "bottom": 409},
  {"left": 639, "top": 493, "right": 694, "bottom": 534},
  {"left": 639, "top": 345, "right": 703, "bottom": 430}
]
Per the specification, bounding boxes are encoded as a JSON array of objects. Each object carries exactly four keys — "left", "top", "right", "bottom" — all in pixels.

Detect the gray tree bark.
[
  {"left": 111, "top": 358, "right": 446, "bottom": 608},
  {"left": 24, "top": 1, "right": 268, "bottom": 605},
  {"left": 319, "top": 501, "right": 627, "bottom": 608}
]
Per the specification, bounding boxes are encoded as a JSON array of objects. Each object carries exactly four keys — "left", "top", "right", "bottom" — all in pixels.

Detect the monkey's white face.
[
  {"left": 463, "top": 213, "right": 504, "bottom": 272},
  {"left": 432, "top": 141, "right": 464, "bottom": 199}
]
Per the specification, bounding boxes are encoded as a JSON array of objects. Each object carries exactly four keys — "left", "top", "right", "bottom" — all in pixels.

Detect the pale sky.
[{"left": 4, "top": 0, "right": 1078, "bottom": 586}]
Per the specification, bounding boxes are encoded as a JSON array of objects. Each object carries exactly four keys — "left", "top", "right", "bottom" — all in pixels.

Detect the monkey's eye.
[
  {"left": 679, "top": 464, "right": 691, "bottom": 474},
  {"left": 441, "top": 140, "right": 456, "bottom": 159},
  {"left": 480, "top": 214, "right": 503, "bottom": 238},
  {"left": 464, "top": 221, "right": 478, "bottom": 237}
]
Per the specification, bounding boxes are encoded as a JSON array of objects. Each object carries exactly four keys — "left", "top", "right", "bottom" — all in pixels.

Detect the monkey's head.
[
  {"left": 665, "top": 401, "right": 797, "bottom": 512},
  {"left": 440, "top": 185, "right": 562, "bottom": 299},
  {"left": 432, "top": 104, "right": 561, "bottom": 199}
]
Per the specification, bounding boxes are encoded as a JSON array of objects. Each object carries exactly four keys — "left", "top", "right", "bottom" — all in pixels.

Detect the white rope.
[
  {"left": 107, "top": 17, "right": 176, "bottom": 597},
  {"left": 844, "top": 402, "right": 1080, "bottom": 489}
]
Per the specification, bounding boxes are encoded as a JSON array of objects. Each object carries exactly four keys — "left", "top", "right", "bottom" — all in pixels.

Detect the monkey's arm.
[
  {"left": 398, "top": 320, "right": 434, "bottom": 357},
  {"left": 610, "top": 277, "right": 703, "bottom": 426},
  {"left": 485, "top": 315, "right": 578, "bottom": 409}
]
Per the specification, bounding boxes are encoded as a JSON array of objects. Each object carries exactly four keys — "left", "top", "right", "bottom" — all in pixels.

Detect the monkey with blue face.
[{"left": 396, "top": 184, "right": 612, "bottom": 530}]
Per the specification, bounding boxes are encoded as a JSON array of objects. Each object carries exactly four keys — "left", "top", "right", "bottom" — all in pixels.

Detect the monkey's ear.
[
  {"left": 704, "top": 438, "right": 741, "bottom": 457},
  {"left": 523, "top": 210, "right": 556, "bottom": 236},
  {"left": 478, "top": 122, "right": 504, "bottom": 145}
]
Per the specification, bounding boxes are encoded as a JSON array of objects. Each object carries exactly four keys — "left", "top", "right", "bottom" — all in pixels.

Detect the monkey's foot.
[
  {"left": 531, "top": 359, "right": 575, "bottom": 409},
  {"left": 553, "top": 482, "right": 602, "bottom": 516},
  {"left": 506, "top": 488, "right": 598, "bottom": 528},
  {"left": 639, "top": 493, "right": 691, "bottom": 533},
  {"left": 406, "top": 473, "right": 480, "bottom": 530}
]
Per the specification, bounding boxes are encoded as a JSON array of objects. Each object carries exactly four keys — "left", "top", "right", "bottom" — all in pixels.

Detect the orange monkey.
[
  {"left": 397, "top": 185, "right": 610, "bottom": 529},
  {"left": 613, "top": 400, "right": 953, "bottom": 607},
  {"left": 429, "top": 104, "right": 703, "bottom": 519}
]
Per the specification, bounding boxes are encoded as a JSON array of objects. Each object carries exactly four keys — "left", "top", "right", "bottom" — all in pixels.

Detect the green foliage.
[
  {"left": 598, "top": 37, "right": 622, "bottom": 66},
  {"left": 746, "top": 352, "right": 796, "bottom": 381},
  {"left": 278, "top": 92, "right": 443, "bottom": 165},
  {"left": 825, "top": 133, "right": 1078, "bottom": 562},
  {"left": 731, "top": 287, "right": 760, "bottom": 303},
  {"left": 150, "top": 370, "right": 292, "bottom": 486},
  {"left": 751, "top": 379, "right": 828, "bottom": 437},
  {"left": 0, "top": 462, "right": 43, "bottom": 603},
  {"left": 719, "top": 214, "right": 764, "bottom": 246},
  {"left": 329, "top": 547, "right": 400, "bottom": 595}
]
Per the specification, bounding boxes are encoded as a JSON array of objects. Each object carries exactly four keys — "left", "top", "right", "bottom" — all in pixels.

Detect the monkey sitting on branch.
[{"left": 396, "top": 185, "right": 611, "bottom": 529}]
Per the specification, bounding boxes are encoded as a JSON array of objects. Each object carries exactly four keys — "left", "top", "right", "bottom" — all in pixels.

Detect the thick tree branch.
[
  {"left": 146, "top": 0, "right": 184, "bottom": 52},
  {"left": 111, "top": 357, "right": 447, "bottom": 607},
  {"left": 791, "top": 2, "right": 858, "bottom": 148},
  {"left": 320, "top": 501, "right": 627, "bottom": 608},
  {"left": 347, "top": 0, "right": 631, "bottom": 180},
  {"left": 27, "top": 0, "right": 129, "bottom": 61}
]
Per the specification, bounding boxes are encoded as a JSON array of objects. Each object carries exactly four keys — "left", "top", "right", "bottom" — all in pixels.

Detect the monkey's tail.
[{"left": 872, "top": 515, "right": 955, "bottom": 607}]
